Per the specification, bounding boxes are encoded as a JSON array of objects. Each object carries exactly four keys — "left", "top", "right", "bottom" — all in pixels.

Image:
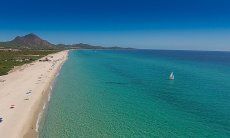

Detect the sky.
[{"left": 0, "top": 0, "right": 230, "bottom": 50}]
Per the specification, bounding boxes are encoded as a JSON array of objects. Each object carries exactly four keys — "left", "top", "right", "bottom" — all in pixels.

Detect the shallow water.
[{"left": 39, "top": 50, "right": 230, "bottom": 137}]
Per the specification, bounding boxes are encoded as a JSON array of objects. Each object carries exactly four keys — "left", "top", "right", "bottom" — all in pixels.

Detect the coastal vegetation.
[{"left": 0, "top": 50, "right": 57, "bottom": 75}]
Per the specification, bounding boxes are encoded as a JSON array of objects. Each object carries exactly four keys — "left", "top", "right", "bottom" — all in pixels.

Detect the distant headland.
[{"left": 0, "top": 33, "right": 133, "bottom": 50}]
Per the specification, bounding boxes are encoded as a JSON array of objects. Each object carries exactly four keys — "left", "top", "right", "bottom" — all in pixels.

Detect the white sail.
[{"left": 169, "top": 72, "right": 174, "bottom": 80}]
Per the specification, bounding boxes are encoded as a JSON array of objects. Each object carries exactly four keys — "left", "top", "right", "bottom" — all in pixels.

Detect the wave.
[{"left": 35, "top": 111, "right": 42, "bottom": 132}]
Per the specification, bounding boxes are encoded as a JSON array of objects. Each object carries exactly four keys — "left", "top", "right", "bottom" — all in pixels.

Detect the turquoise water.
[{"left": 39, "top": 50, "right": 230, "bottom": 137}]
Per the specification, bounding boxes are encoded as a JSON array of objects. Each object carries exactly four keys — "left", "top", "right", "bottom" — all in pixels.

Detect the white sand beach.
[{"left": 0, "top": 50, "right": 68, "bottom": 138}]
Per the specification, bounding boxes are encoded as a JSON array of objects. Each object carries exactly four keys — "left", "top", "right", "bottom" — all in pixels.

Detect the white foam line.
[
  {"left": 35, "top": 102, "right": 47, "bottom": 133},
  {"left": 48, "top": 93, "right": 51, "bottom": 102},
  {"left": 35, "top": 112, "right": 42, "bottom": 132},
  {"left": 42, "top": 103, "right": 46, "bottom": 110}
]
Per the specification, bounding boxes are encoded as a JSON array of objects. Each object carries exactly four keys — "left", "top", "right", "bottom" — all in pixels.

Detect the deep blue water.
[{"left": 39, "top": 50, "right": 230, "bottom": 137}]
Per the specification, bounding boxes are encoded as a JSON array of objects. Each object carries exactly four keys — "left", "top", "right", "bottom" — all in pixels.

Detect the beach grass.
[{"left": 0, "top": 50, "right": 59, "bottom": 76}]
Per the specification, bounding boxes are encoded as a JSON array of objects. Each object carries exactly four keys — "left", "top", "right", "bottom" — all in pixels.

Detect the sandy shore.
[{"left": 0, "top": 50, "right": 68, "bottom": 138}]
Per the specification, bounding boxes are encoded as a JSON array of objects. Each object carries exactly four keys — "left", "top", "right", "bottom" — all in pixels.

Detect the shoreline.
[
  {"left": 24, "top": 53, "right": 67, "bottom": 138},
  {"left": 24, "top": 61, "right": 65, "bottom": 138},
  {"left": 0, "top": 50, "right": 69, "bottom": 138}
]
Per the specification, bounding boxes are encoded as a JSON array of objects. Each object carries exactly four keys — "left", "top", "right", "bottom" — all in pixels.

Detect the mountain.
[
  {"left": 0, "top": 33, "right": 55, "bottom": 50},
  {"left": 56, "top": 43, "right": 104, "bottom": 49},
  {"left": 0, "top": 33, "right": 133, "bottom": 50},
  {"left": 56, "top": 43, "right": 119, "bottom": 49},
  {"left": 56, "top": 43, "right": 134, "bottom": 50}
]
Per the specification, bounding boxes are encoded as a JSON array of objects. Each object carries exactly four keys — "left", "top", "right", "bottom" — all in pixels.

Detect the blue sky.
[{"left": 0, "top": 0, "right": 230, "bottom": 50}]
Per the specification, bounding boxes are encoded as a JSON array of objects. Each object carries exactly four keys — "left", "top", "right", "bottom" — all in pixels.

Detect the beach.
[{"left": 0, "top": 50, "right": 68, "bottom": 138}]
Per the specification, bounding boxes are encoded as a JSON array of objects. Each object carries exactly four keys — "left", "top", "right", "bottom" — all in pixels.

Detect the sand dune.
[{"left": 0, "top": 50, "right": 68, "bottom": 138}]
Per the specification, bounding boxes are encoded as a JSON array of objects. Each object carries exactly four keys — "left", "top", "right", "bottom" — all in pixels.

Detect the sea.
[{"left": 39, "top": 50, "right": 230, "bottom": 137}]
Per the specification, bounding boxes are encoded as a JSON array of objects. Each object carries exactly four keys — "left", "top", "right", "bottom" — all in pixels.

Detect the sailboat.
[{"left": 169, "top": 72, "right": 174, "bottom": 80}]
